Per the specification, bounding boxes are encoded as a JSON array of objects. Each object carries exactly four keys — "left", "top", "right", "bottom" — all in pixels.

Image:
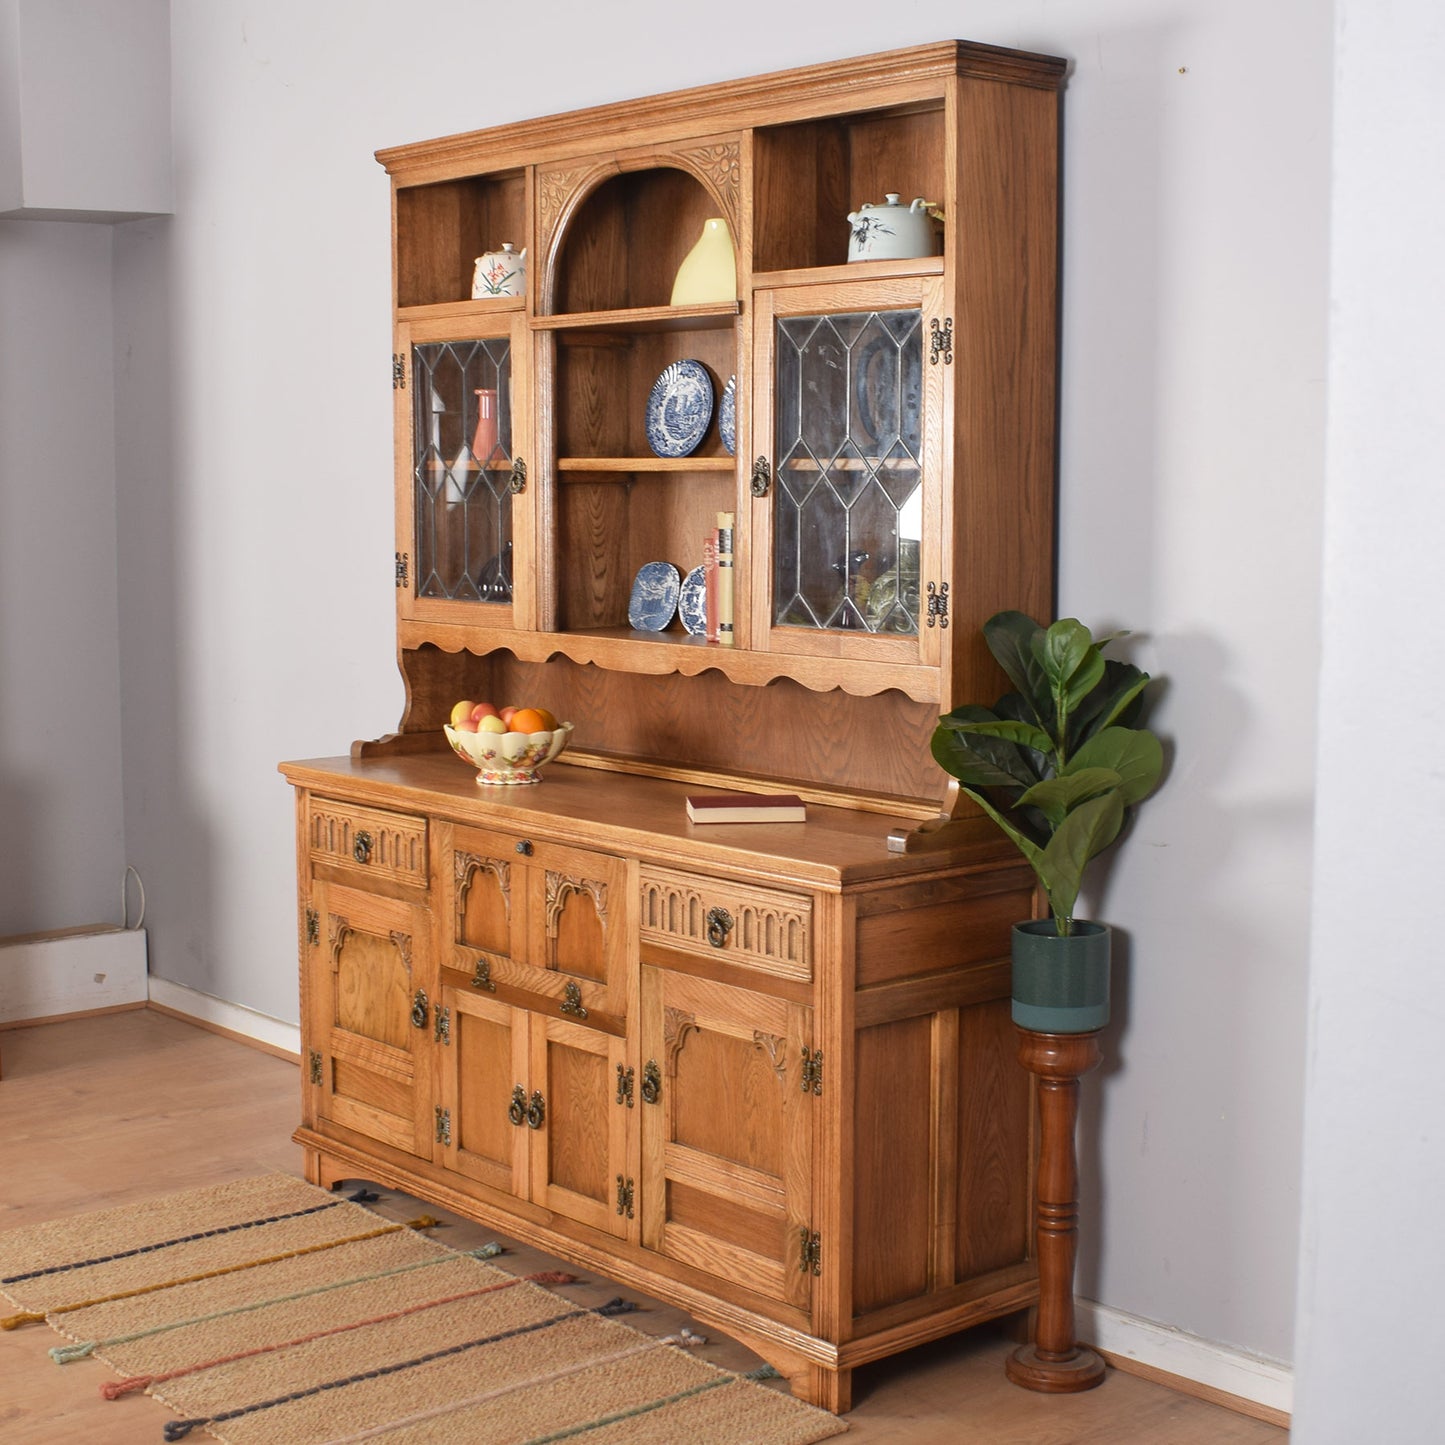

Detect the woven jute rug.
[{"left": 0, "top": 1172, "right": 847, "bottom": 1444}]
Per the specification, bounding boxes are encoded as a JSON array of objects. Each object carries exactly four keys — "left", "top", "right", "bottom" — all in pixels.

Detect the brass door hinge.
[
  {"left": 929, "top": 317, "right": 953, "bottom": 366},
  {"left": 434, "top": 1005, "right": 451, "bottom": 1045},
  {"left": 801, "top": 1046, "right": 824, "bottom": 1095},
  {"left": 307, "top": 1049, "right": 323, "bottom": 1086},
  {"left": 305, "top": 907, "right": 319, "bottom": 947},
  {"left": 616, "top": 1174, "right": 635, "bottom": 1219},
  {"left": 616, "top": 1063, "right": 635, "bottom": 1108},
  {"left": 435, "top": 1106, "right": 451, "bottom": 1146},
  {"left": 395, "top": 551, "right": 409, "bottom": 588},
  {"left": 799, "top": 1228, "right": 822, "bottom": 1276},
  {"left": 926, "top": 580, "right": 950, "bottom": 628},
  {"left": 393, "top": 353, "right": 406, "bottom": 389}
]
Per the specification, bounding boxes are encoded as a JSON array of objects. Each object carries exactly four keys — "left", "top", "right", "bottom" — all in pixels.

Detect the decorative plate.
[
  {"left": 628, "top": 561, "right": 681, "bottom": 631},
  {"left": 645, "top": 360, "right": 713, "bottom": 458},
  {"left": 678, "top": 564, "right": 708, "bottom": 635},
  {"left": 718, "top": 375, "right": 736, "bottom": 456}
]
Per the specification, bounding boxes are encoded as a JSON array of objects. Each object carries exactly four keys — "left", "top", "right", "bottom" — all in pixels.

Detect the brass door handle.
[
  {"left": 525, "top": 1090, "right": 546, "bottom": 1130},
  {"left": 508, "top": 1084, "right": 527, "bottom": 1127},
  {"left": 706, "top": 907, "right": 734, "bottom": 949},
  {"left": 353, "top": 831, "right": 374, "bottom": 864},
  {"left": 410, "top": 989, "right": 429, "bottom": 1030}
]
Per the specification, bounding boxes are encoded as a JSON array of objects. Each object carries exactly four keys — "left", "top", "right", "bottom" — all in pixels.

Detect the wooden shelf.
[
  {"left": 398, "top": 296, "right": 526, "bottom": 325},
  {"left": 752, "top": 256, "right": 944, "bottom": 289},
  {"left": 557, "top": 456, "right": 735, "bottom": 474},
  {"left": 535, "top": 301, "right": 740, "bottom": 334}
]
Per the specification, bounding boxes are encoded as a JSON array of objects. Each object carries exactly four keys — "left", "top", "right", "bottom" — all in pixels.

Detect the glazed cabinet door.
[
  {"left": 395, "top": 312, "right": 533, "bottom": 634},
  {"left": 304, "top": 876, "right": 433, "bottom": 1159},
  {"left": 749, "top": 276, "right": 948, "bottom": 674},
  {"left": 639, "top": 967, "right": 816, "bottom": 1310},
  {"left": 445, "top": 823, "right": 631, "bottom": 1025}
]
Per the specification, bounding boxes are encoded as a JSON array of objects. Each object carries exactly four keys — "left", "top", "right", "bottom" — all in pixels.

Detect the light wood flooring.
[{"left": 0, "top": 1011, "right": 1289, "bottom": 1444}]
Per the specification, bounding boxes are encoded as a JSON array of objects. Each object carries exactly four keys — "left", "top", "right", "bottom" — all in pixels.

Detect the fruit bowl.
[{"left": 444, "top": 721, "right": 573, "bottom": 785}]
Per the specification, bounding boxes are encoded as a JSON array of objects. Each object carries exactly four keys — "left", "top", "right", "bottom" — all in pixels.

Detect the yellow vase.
[{"left": 670, "top": 218, "right": 736, "bottom": 305}]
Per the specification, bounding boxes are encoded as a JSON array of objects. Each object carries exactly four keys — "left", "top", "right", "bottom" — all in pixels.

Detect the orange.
[{"left": 508, "top": 707, "right": 551, "bottom": 734}]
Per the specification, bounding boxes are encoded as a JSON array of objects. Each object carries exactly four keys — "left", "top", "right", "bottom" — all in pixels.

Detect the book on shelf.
[
  {"left": 686, "top": 791, "right": 807, "bottom": 824},
  {"left": 703, "top": 531, "right": 719, "bottom": 644},
  {"left": 715, "top": 511, "right": 734, "bottom": 647}
]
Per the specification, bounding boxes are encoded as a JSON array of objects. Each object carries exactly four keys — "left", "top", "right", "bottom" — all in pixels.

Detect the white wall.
[
  {"left": 12, "top": 0, "right": 1336, "bottom": 1393},
  {"left": 0, "top": 219, "right": 127, "bottom": 934},
  {"left": 1293, "top": 2, "right": 1445, "bottom": 1440}
]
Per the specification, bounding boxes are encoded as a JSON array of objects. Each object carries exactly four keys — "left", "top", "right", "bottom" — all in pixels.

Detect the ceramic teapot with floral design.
[
  {"left": 846, "top": 194, "right": 939, "bottom": 262},
  {"left": 471, "top": 243, "right": 526, "bottom": 298}
]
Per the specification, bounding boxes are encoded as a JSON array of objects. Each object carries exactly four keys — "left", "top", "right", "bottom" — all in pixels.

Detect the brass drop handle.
[
  {"left": 353, "top": 831, "right": 374, "bottom": 864},
  {"left": 750, "top": 456, "right": 771, "bottom": 497},
  {"left": 410, "top": 989, "right": 429, "bottom": 1030},
  {"left": 508, "top": 1084, "right": 527, "bottom": 1127},
  {"left": 706, "top": 907, "right": 734, "bottom": 949},
  {"left": 640, "top": 1059, "right": 662, "bottom": 1105},
  {"left": 525, "top": 1090, "right": 546, "bottom": 1130},
  {"left": 509, "top": 456, "right": 528, "bottom": 494}
]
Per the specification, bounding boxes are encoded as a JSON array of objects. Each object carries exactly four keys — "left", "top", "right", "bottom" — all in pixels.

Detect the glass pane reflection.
[
  {"left": 411, "top": 339, "right": 514, "bottom": 603},
  {"left": 772, "top": 310, "right": 922, "bottom": 634}
]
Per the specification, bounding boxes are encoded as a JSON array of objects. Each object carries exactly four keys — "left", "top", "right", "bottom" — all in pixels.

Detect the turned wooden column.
[{"left": 1007, "top": 1027, "right": 1107, "bottom": 1392}]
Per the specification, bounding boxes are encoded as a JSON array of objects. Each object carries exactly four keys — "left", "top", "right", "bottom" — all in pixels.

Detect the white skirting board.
[
  {"left": 145, "top": 975, "right": 301, "bottom": 1058},
  {"left": 1077, "top": 1299, "right": 1294, "bottom": 1417},
  {"left": 0, "top": 925, "right": 149, "bottom": 1023}
]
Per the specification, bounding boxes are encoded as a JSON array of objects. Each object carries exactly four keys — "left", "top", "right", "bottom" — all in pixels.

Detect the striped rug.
[{"left": 0, "top": 1173, "right": 847, "bottom": 1444}]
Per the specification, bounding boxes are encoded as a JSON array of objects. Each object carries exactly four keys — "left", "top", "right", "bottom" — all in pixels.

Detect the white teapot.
[
  {"left": 471, "top": 243, "right": 526, "bottom": 298},
  {"left": 846, "top": 194, "right": 939, "bottom": 262}
]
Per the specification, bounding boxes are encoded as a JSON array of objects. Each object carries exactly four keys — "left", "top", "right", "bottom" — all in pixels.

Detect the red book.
[
  {"left": 703, "top": 531, "right": 719, "bottom": 643},
  {"left": 686, "top": 791, "right": 807, "bottom": 824}
]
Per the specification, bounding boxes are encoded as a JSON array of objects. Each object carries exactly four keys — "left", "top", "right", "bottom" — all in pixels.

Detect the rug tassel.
[
  {"left": 0, "top": 1310, "right": 46, "bottom": 1329},
  {"left": 744, "top": 1363, "right": 782, "bottom": 1381},
  {"left": 346, "top": 1189, "right": 380, "bottom": 1203},
  {"left": 672, "top": 1327, "right": 708, "bottom": 1348},
  {"left": 163, "top": 1419, "right": 205, "bottom": 1441},
  {"left": 595, "top": 1297, "right": 636, "bottom": 1316},
  {"left": 49, "top": 1340, "right": 97, "bottom": 1363},
  {"left": 525, "top": 1271, "right": 578, "bottom": 1285},
  {"left": 472, "top": 1242, "right": 504, "bottom": 1259},
  {"left": 101, "top": 1374, "right": 153, "bottom": 1399},
  {"left": 404, "top": 1215, "right": 441, "bottom": 1229}
]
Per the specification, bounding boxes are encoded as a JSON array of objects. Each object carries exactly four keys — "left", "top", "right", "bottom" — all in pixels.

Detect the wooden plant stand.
[{"left": 1006, "top": 1028, "right": 1108, "bottom": 1393}]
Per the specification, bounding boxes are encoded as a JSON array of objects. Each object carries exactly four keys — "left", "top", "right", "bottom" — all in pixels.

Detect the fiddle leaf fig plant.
[{"left": 931, "top": 611, "right": 1164, "bottom": 935}]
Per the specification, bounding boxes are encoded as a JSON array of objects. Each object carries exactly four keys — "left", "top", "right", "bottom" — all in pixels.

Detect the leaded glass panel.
[
  {"left": 412, "top": 339, "right": 514, "bottom": 603},
  {"left": 772, "top": 310, "right": 923, "bottom": 634}
]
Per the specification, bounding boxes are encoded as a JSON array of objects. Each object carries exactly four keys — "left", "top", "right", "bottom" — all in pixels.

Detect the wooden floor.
[{"left": 0, "top": 1012, "right": 1289, "bottom": 1444}]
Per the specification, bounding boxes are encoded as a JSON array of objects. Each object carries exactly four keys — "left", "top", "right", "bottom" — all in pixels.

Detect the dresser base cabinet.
[{"left": 284, "top": 757, "right": 1038, "bottom": 1411}]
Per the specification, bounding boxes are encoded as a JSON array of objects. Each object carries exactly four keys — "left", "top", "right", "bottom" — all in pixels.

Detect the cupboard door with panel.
[
  {"left": 639, "top": 966, "right": 816, "bottom": 1311},
  {"left": 304, "top": 875, "right": 434, "bottom": 1160}
]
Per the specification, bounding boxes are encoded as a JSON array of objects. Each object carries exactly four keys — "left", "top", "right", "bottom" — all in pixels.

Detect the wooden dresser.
[{"left": 281, "top": 39, "right": 1065, "bottom": 1410}]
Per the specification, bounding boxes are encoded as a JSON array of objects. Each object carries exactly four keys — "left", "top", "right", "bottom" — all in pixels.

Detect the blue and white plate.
[
  {"left": 678, "top": 564, "right": 708, "bottom": 636},
  {"left": 645, "top": 360, "right": 713, "bottom": 458},
  {"left": 718, "top": 375, "right": 736, "bottom": 456},
  {"left": 628, "top": 560, "right": 681, "bottom": 631}
]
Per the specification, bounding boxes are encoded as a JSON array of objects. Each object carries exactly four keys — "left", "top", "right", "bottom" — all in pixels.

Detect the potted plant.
[{"left": 930, "top": 611, "right": 1164, "bottom": 1033}]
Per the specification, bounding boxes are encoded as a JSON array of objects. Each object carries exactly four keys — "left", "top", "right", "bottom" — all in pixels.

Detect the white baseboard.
[
  {"left": 1077, "top": 1299, "right": 1293, "bottom": 1418},
  {"left": 0, "top": 925, "right": 149, "bottom": 1023},
  {"left": 146, "top": 975, "right": 301, "bottom": 1058}
]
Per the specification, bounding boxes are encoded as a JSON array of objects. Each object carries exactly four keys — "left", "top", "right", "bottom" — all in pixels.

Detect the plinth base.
[{"left": 1006, "top": 1341, "right": 1107, "bottom": 1393}]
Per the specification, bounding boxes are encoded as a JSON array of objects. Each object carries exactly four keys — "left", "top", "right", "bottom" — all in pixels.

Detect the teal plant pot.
[{"left": 1011, "top": 920, "right": 1111, "bottom": 1033}]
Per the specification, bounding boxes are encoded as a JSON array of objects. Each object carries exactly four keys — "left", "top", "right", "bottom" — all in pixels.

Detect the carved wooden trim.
[
  {"left": 327, "top": 914, "right": 351, "bottom": 970},
  {"left": 308, "top": 801, "right": 427, "bottom": 884},
  {"left": 389, "top": 930, "right": 413, "bottom": 973},
  {"left": 454, "top": 851, "right": 511, "bottom": 934},
  {"left": 663, "top": 1006, "right": 699, "bottom": 1076},
  {"left": 752, "top": 1030, "right": 787, "bottom": 1085},
  {"left": 639, "top": 868, "right": 811, "bottom": 981},
  {"left": 674, "top": 139, "right": 741, "bottom": 236},
  {"left": 545, "top": 871, "right": 609, "bottom": 933},
  {"left": 536, "top": 157, "right": 618, "bottom": 303}
]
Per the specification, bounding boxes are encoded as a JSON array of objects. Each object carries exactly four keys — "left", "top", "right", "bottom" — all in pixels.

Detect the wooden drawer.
[
  {"left": 308, "top": 797, "right": 428, "bottom": 887},
  {"left": 639, "top": 866, "right": 811, "bottom": 983}
]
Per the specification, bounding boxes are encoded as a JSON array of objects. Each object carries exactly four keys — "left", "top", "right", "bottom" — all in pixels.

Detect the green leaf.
[
  {"left": 1035, "top": 789, "right": 1127, "bottom": 923},
  {"left": 1067, "top": 727, "right": 1163, "bottom": 805},
  {"left": 930, "top": 725, "right": 1037, "bottom": 792},
  {"left": 956, "top": 786, "right": 1047, "bottom": 873},
  {"left": 1070, "top": 662, "right": 1151, "bottom": 746},
  {"left": 1035, "top": 618, "right": 1106, "bottom": 716},
  {"left": 946, "top": 717, "right": 1056, "bottom": 756},
  {"left": 1017, "top": 768, "right": 1124, "bottom": 828},
  {"left": 983, "top": 612, "right": 1050, "bottom": 721}
]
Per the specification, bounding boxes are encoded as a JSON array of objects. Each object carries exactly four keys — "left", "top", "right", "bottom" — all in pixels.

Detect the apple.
[
  {"left": 470, "top": 702, "right": 500, "bottom": 722},
  {"left": 452, "top": 716, "right": 480, "bottom": 733},
  {"left": 449, "top": 699, "right": 477, "bottom": 727},
  {"left": 477, "top": 714, "right": 508, "bottom": 734},
  {"left": 498, "top": 706, "right": 518, "bottom": 725}
]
